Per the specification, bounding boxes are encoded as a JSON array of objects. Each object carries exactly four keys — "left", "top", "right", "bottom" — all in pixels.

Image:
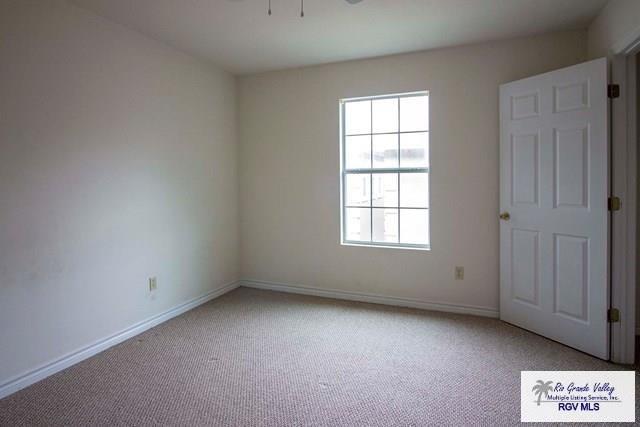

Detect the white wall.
[
  {"left": 238, "top": 31, "right": 587, "bottom": 312},
  {"left": 588, "top": 0, "right": 640, "bottom": 58},
  {"left": 0, "top": 0, "right": 238, "bottom": 386}
]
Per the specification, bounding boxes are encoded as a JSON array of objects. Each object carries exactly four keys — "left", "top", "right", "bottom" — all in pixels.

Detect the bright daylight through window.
[{"left": 341, "top": 92, "right": 430, "bottom": 249}]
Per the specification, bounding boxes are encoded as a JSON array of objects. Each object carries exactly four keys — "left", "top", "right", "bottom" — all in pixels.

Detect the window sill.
[{"left": 341, "top": 241, "right": 431, "bottom": 251}]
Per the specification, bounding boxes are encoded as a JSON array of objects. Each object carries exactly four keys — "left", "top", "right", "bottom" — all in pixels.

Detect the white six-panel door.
[{"left": 499, "top": 58, "right": 609, "bottom": 359}]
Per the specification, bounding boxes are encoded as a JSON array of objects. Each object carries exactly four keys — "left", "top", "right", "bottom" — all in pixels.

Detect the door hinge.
[
  {"left": 607, "top": 308, "right": 620, "bottom": 323},
  {"left": 608, "top": 84, "right": 620, "bottom": 99},
  {"left": 608, "top": 196, "right": 621, "bottom": 211}
]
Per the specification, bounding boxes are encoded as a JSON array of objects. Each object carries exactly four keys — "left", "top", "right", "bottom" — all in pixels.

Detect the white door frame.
[{"left": 610, "top": 38, "right": 639, "bottom": 365}]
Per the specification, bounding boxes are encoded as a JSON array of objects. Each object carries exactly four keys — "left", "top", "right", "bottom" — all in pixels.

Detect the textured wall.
[
  {"left": 238, "top": 31, "right": 587, "bottom": 312},
  {"left": 0, "top": 0, "right": 238, "bottom": 384},
  {"left": 588, "top": 0, "right": 640, "bottom": 58}
]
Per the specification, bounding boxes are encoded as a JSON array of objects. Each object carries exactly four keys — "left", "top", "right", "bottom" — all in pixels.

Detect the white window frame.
[{"left": 339, "top": 91, "right": 431, "bottom": 250}]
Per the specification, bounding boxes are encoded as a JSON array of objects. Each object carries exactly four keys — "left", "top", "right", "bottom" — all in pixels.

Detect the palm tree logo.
[{"left": 532, "top": 380, "right": 554, "bottom": 406}]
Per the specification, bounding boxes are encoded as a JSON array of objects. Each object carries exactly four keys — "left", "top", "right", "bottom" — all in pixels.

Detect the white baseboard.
[
  {"left": 0, "top": 280, "right": 240, "bottom": 400},
  {"left": 240, "top": 279, "right": 499, "bottom": 319},
  {"left": 0, "top": 279, "right": 498, "bottom": 400}
]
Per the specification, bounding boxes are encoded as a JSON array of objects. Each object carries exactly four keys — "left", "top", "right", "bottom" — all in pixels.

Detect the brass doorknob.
[{"left": 499, "top": 212, "right": 511, "bottom": 221}]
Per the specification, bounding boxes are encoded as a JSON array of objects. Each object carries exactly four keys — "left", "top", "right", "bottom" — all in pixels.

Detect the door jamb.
[{"left": 610, "top": 38, "right": 639, "bottom": 364}]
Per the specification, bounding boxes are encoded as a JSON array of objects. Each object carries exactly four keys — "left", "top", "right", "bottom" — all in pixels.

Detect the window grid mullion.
[
  {"left": 344, "top": 168, "right": 429, "bottom": 174},
  {"left": 341, "top": 104, "right": 344, "bottom": 243},
  {"left": 345, "top": 129, "right": 428, "bottom": 138},
  {"left": 347, "top": 206, "right": 429, "bottom": 210},
  {"left": 369, "top": 100, "right": 373, "bottom": 243},
  {"left": 397, "top": 96, "right": 401, "bottom": 243}
]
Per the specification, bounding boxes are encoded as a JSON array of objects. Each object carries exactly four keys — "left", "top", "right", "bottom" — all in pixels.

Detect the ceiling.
[{"left": 71, "top": 0, "right": 608, "bottom": 75}]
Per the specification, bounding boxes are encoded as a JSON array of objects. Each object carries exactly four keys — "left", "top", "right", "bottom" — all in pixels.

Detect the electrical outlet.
[
  {"left": 454, "top": 266, "right": 464, "bottom": 280},
  {"left": 149, "top": 277, "right": 157, "bottom": 292}
]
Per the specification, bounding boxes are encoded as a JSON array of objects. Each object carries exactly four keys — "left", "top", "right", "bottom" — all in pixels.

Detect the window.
[{"left": 340, "top": 92, "right": 430, "bottom": 249}]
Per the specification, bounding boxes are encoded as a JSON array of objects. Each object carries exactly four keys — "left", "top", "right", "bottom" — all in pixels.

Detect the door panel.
[
  {"left": 511, "top": 133, "right": 539, "bottom": 206},
  {"left": 553, "top": 233, "right": 589, "bottom": 322},
  {"left": 500, "top": 58, "right": 609, "bottom": 359},
  {"left": 554, "top": 126, "right": 589, "bottom": 208},
  {"left": 511, "top": 228, "right": 539, "bottom": 306}
]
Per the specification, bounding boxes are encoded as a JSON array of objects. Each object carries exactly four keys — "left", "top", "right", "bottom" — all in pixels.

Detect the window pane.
[
  {"left": 345, "top": 207, "right": 371, "bottom": 241},
  {"left": 372, "top": 134, "right": 398, "bottom": 168},
  {"left": 345, "top": 100, "right": 371, "bottom": 135},
  {"left": 372, "top": 208, "right": 398, "bottom": 243},
  {"left": 400, "top": 95, "right": 429, "bottom": 132},
  {"left": 400, "top": 132, "right": 429, "bottom": 168},
  {"left": 345, "top": 174, "right": 370, "bottom": 207},
  {"left": 400, "top": 209, "right": 429, "bottom": 245},
  {"left": 345, "top": 135, "right": 371, "bottom": 169},
  {"left": 372, "top": 98, "right": 398, "bottom": 133},
  {"left": 400, "top": 173, "right": 429, "bottom": 208},
  {"left": 372, "top": 173, "right": 398, "bottom": 207}
]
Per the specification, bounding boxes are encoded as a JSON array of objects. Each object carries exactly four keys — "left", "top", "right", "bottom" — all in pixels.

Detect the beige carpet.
[{"left": 0, "top": 287, "right": 637, "bottom": 426}]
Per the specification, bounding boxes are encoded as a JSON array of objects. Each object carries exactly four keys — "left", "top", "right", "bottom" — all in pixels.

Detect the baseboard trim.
[
  {"left": 0, "top": 280, "right": 240, "bottom": 400},
  {"left": 240, "top": 279, "right": 499, "bottom": 319}
]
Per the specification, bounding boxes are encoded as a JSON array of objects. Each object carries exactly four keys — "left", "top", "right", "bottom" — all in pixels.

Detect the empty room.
[{"left": 1, "top": 0, "right": 639, "bottom": 425}]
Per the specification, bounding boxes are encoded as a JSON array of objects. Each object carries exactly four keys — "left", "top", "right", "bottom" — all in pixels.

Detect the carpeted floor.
[{"left": 0, "top": 287, "right": 637, "bottom": 426}]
